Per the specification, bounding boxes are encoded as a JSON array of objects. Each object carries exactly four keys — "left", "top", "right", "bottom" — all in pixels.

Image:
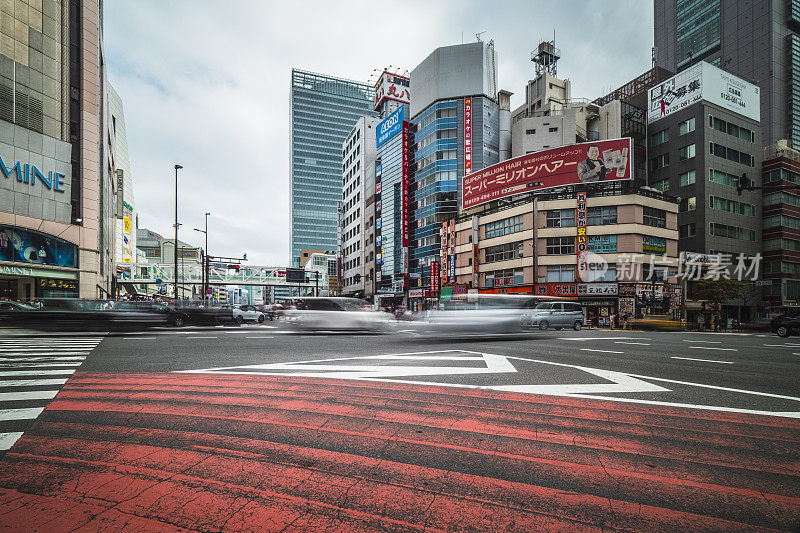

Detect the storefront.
[
  {"left": 0, "top": 226, "right": 79, "bottom": 300},
  {"left": 577, "top": 282, "right": 619, "bottom": 326}
]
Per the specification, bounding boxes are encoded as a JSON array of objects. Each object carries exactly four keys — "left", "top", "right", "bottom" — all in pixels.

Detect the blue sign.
[
  {"left": 0, "top": 226, "right": 77, "bottom": 268},
  {"left": 155, "top": 278, "right": 163, "bottom": 285},
  {"left": 0, "top": 154, "right": 66, "bottom": 192},
  {"left": 376, "top": 107, "right": 403, "bottom": 148}
]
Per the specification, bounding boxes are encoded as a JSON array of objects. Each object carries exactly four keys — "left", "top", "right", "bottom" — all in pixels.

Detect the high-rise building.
[
  {"left": 107, "top": 83, "right": 135, "bottom": 266},
  {"left": 654, "top": 0, "right": 798, "bottom": 148},
  {"left": 0, "top": 0, "right": 109, "bottom": 299},
  {"left": 340, "top": 115, "right": 378, "bottom": 297},
  {"left": 409, "top": 41, "right": 503, "bottom": 282},
  {"left": 289, "top": 69, "right": 376, "bottom": 267}
]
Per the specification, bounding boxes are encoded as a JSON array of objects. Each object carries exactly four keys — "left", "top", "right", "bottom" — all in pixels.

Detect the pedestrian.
[
  {"left": 697, "top": 314, "right": 705, "bottom": 331},
  {"left": 609, "top": 313, "right": 616, "bottom": 330},
  {"left": 623, "top": 312, "right": 630, "bottom": 330}
]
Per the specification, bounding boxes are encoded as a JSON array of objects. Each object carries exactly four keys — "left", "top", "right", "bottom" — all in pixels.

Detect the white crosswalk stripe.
[{"left": 0, "top": 335, "right": 102, "bottom": 451}]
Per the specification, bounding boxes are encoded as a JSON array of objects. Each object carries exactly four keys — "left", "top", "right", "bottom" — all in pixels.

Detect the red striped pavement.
[{"left": 0, "top": 372, "right": 798, "bottom": 532}]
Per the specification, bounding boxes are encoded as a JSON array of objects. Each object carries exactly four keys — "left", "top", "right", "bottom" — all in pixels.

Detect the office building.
[
  {"left": 646, "top": 62, "right": 762, "bottom": 259},
  {"left": 108, "top": 82, "right": 135, "bottom": 265},
  {"left": 340, "top": 115, "right": 378, "bottom": 297},
  {"left": 654, "top": 0, "right": 798, "bottom": 148},
  {"left": 0, "top": 0, "right": 110, "bottom": 300},
  {"left": 289, "top": 69, "right": 376, "bottom": 267},
  {"left": 409, "top": 41, "right": 505, "bottom": 282}
]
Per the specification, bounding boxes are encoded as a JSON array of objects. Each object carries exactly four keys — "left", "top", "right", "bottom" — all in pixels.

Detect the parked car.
[
  {"left": 771, "top": 313, "right": 800, "bottom": 337},
  {"left": 522, "top": 301, "right": 584, "bottom": 331},
  {"left": 230, "top": 304, "right": 265, "bottom": 324}
]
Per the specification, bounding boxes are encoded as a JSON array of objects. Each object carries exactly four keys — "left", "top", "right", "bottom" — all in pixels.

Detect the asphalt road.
[{"left": 0, "top": 323, "right": 798, "bottom": 531}]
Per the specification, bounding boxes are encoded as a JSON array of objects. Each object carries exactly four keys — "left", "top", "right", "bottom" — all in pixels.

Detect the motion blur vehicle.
[
  {"left": 229, "top": 304, "right": 265, "bottom": 324},
  {"left": 112, "top": 301, "right": 189, "bottom": 327},
  {"left": 771, "top": 312, "right": 800, "bottom": 337},
  {"left": 631, "top": 315, "right": 684, "bottom": 331},
  {"left": 522, "top": 301, "right": 584, "bottom": 331},
  {"left": 285, "top": 297, "right": 390, "bottom": 332},
  {"left": 0, "top": 301, "right": 36, "bottom": 311},
  {"left": 419, "top": 294, "right": 555, "bottom": 335}
]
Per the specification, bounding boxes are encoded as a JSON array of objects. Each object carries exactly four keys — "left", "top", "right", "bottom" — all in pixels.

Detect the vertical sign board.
[
  {"left": 448, "top": 220, "right": 456, "bottom": 283},
  {"left": 401, "top": 120, "right": 410, "bottom": 272},
  {"left": 431, "top": 260, "right": 440, "bottom": 296},
  {"left": 439, "top": 223, "right": 447, "bottom": 284},
  {"left": 464, "top": 98, "right": 472, "bottom": 176},
  {"left": 576, "top": 191, "right": 588, "bottom": 281},
  {"left": 472, "top": 216, "right": 479, "bottom": 287}
]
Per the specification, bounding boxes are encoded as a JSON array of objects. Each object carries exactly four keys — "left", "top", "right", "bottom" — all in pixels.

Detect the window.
[
  {"left": 679, "top": 196, "right": 696, "bottom": 212},
  {"left": 526, "top": 129, "right": 536, "bottom": 135},
  {"left": 485, "top": 215, "right": 524, "bottom": 239},
  {"left": 546, "top": 236, "right": 575, "bottom": 255},
  {"left": 764, "top": 215, "right": 800, "bottom": 230},
  {"left": 587, "top": 206, "right": 617, "bottom": 225},
  {"left": 764, "top": 238, "right": 800, "bottom": 251},
  {"left": 588, "top": 235, "right": 617, "bottom": 253},
  {"left": 764, "top": 168, "right": 800, "bottom": 184},
  {"left": 709, "top": 168, "right": 740, "bottom": 187},
  {"left": 643, "top": 236, "right": 667, "bottom": 254},
  {"left": 485, "top": 268, "right": 524, "bottom": 287},
  {"left": 679, "top": 223, "right": 696, "bottom": 238},
  {"left": 678, "top": 117, "right": 695, "bottom": 135},
  {"left": 650, "top": 153, "right": 669, "bottom": 171},
  {"left": 485, "top": 242, "right": 521, "bottom": 262},
  {"left": 651, "top": 129, "right": 670, "bottom": 146},
  {"left": 679, "top": 170, "right": 696, "bottom": 186},
  {"left": 545, "top": 209, "right": 575, "bottom": 227},
  {"left": 764, "top": 192, "right": 800, "bottom": 207},
  {"left": 709, "top": 222, "right": 756, "bottom": 241},
  {"left": 546, "top": 265, "right": 574, "bottom": 282},
  {"left": 643, "top": 207, "right": 666, "bottom": 228},
  {"left": 548, "top": 127, "right": 558, "bottom": 132},
  {"left": 709, "top": 115, "right": 755, "bottom": 142},
  {"left": 679, "top": 143, "right": 696, "bottom": 160},
  {"left": 709, "top": 195, "right": 756, "bottom": 216},
  {"left": 709, "top": 142, "right": 754, "bottom": 166},
  {"left": 596, "top": 264, "right": 617, "bottom": 282},
  {"left": 651, "top": 179, "right": 669, "bottom": 192}
]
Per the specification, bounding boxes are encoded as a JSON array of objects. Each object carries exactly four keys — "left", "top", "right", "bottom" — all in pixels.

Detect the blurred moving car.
[
  {"left": 420, "top": 294, "right": 556, "bottom": 335},
  {"left": 522, "top": 301, "right": 584, "bottom": 331},
  {"left": 112, "top": 301, "right": 189, "bottom": 327},
  {"left": 230, "top": 304, "right": 265, "bottom": 324},
  {"left": 0, "top": 301, "right": 36, "bottom": 311},
  {"left": 771, "top": 313, "right": 800, "bottom": 337},
  {"left": 285, "top": 297, "right": 389, "bottom": 332},
  {"left": 630, "top": 315, "right": 684, "bottom": 331},
  {"left": 739, "top": 317, "right": 771, "bottom": 332}
]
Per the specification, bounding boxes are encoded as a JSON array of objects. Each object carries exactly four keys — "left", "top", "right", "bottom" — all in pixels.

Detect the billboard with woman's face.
[{"left": 0, "top": 226, "right": 77, "bottom": 268}]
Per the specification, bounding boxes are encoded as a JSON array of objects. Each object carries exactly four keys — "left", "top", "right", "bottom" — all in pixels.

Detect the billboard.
[
  {"left": 374, "top": 70, "right": 410, "bottom": 111},
  {"left": 462, "top": 138, "right": 633, "bottom": 209},
  {"left": 0, "top": 226, "right": 77, "bottom": 268},
  {"left": 377, "top": 106, "right": 403, "bottom": 148},
  {"left": 401, "top": 120, "right": 410, "bottom": 270},
  {"left": 647, "top": 62, "right": 760, "bottom": 124},
  {"left": 464, "top": 97, "right": 473, "bottom": 175}
]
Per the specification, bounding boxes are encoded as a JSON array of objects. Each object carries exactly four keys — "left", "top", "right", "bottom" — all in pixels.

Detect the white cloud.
[{"left": 104, "top": 0, "right": 653, "bottom": 266}]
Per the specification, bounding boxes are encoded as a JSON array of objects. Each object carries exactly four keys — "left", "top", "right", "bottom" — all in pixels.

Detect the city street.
[{"left": 0, "top": 324, "right": 798, "bottom": 531}]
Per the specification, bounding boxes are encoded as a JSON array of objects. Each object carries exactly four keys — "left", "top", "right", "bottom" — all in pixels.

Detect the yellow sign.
[
  {"left": 122, "top": 257, "right": 131, "bottom": 263},
  {"left": 123, "top": 217, "right": 132, "bottom": 233}
]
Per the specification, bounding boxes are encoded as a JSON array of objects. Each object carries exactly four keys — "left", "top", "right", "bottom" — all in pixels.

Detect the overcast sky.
[{"left": 103, "top": 0, "right": 654, "bottom": 266}]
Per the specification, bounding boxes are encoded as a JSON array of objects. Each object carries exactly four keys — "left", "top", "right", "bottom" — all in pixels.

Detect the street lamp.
[
  {"left": 174, "top": 164, "right": 183, "bottom": 300},
  {"left": 194, "top": 212, "right": 210, "bottom": 302}
]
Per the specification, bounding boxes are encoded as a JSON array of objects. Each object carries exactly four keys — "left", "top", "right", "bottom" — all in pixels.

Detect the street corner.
[{"left": 0, "top": 370, "right": 798, "bottom": 531}]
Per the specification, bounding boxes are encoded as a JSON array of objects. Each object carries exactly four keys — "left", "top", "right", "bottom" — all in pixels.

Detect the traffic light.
[{"left": 736, "top": 174, "right": 752, "bottom": 196}]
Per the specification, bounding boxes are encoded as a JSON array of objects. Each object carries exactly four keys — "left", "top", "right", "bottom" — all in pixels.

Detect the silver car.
[
  {"left": 285, "top": 297, "right": 390, "bottom": 332},
  {"left": 523, "top": 301, "right": 584, "bottom": 331}
]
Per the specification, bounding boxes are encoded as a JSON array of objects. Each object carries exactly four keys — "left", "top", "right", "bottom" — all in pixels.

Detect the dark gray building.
[
  {"left": 654, "top": 0, "right": 799, "bottom": 149},
  {"left": 647, "top": 65, "right": 762, "bottom": 257}
]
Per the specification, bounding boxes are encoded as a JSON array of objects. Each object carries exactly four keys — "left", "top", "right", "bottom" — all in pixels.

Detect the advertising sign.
[
  {"left": 464, "top": 98, "right": 473, "bottom": 176},
  {"left": 374, "top": 70, "right": 410, "bottom": 111},
  {"left": 588, "top": 235, "right": 617, "bottom": 254},
  {"left": 576, "top": 191, "right": 588, "bottom": 281},
  {"left": 647, "top": 62, "right": 760, "bottom": 124},
  {"left": 0, "top": 226, "right": 77, "bottom": 268},
  {"left": 535, "top": 283, "right": 578, "bottom": 297},
  {"left": 619, "top": 297, "right": 636, "bottom": 316},
  {"left": 377, "top": 106, "right": 404, "bottom": 148},
  {"left": 401, "top": 121, "right": 410, "bottom": 271},
  {"left": 462, "top": 138, "right": 633, "bottom": 209},
  {"left": 431, "top": 260, "right": 440, "bottom": 295},
  {"left": 39, "top": 278, "right": 78, "bottom": 290},
  {"left": 0, "top": 154, "right": 67, "bottom": 193},
  {"left": 578, "top": 283, "right": 618, "bottom": 296}
]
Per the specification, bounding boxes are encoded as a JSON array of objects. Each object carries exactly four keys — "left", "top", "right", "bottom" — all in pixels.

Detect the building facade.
[
  {"left": 107, "top": 82, "right": 134, "bottom": 266},
  {"left": 290, "top": 69, "right": 376, "bottom": 267},
  {"left": 409, "top": 41, "right": 504, "bottom": 280},
  {"left": 0, "top": 0, "right": 109, "bottom": 300},
  {"left": 654, "top": 0, "right": 799, "bottom": 149},
  {"left": 340, "top": 115, "right": 378, "bottom": 296}
]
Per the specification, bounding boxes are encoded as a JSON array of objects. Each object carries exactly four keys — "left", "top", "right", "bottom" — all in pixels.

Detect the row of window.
[
  {"left": 709, "top": 222, "right": 757, "bottom": 241},
  {"left": 484, "top": 242, "right": 521, "bottom": 263},
  {"left": 485, "top": 215, "right": 524, "bottom": 239},
  {"left": 545, "top": 265, "right": 617, "bottom": 283},
  {"left": 651, "top": 118, "right": 695, "bottom": 148},
  {"left": 546, "top": 206, "right": 618, "bottom": 227},
  {"left": 709, "top": 142, "right": 755, "bottom": 166},
  {"left": 709, "top": 115, "right": 755, "bottom": 143},
  {"left": 709, "top": 195, "right": 756, "bottom": 216}
]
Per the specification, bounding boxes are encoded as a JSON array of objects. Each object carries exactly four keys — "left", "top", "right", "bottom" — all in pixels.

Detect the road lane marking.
[
  {"left": 0, "top": 407, "right": 44, "bottom": 421},
  {"left": 245, "top": 336, "right": 275, "bottom": 339},
  {"left": 682, "top": 340, "right": 721, "bottom": 344},
  {"left": 763, "top": 344, "right": 800, "bottom": 347},
  {"left": 0, "top": 390, "right": 59, "bottom": 401},
  {"left": 0, "top": 370, "right": 76, "bottom": 376},
  {"left": 614, "top": 342, "right": 651, "bottom": 346},
  {"left": 580, "top": 348, "right": 624, "bottom": 354},
  {"left": 124, "top": 337, "right": 157, "bottom": 340},
  {"left": 687, "top": 346, "right": 737, "bottom": 351},
  {"left": 561, "top": 337, "right": 647, "bottom": 341},
  {"left": 671, "top": 356, "right": 733, "bottom": 364},
  {"left": 0, "top": 432, "right": 23, "bottom": 450},
  {"left": 0, "top": 357, "right": 85, "bottom": 362},
  {"left": 187, "top": 336, "right": 217, "bottom": 339},
  {"left": 0, "top": 378, "right": 69, "bottom": 387}
]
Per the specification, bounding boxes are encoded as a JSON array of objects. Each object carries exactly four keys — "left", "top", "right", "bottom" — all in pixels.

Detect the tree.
[{"left": 695, "top": 278, "right": 745, "bottom": 330}]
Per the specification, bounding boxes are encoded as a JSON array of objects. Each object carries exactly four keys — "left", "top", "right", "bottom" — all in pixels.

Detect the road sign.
[
  {"left": 155, "top": 278, "right": 163, "bottom": 285},
  {"left": 206, "top": 289, "right": 212, "bottom": 296},
  {"left": 756, "top": 280, "right": 773, "bottom": 286}
]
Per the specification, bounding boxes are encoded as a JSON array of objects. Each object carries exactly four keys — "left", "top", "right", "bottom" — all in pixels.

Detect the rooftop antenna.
[
  {"left": 531, "top": 31, "right": 560, "bottom": 77},
  {"left": 476, "top": 31, "right": 486, "bottom": 42}
]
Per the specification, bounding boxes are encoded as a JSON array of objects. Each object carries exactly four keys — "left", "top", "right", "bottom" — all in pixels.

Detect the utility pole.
[
  {"left": 174, "top": 164, "right": 183, "bottom": 300},
  {"left": 194, "top": 212, "right": 210, "bottom": 303}
]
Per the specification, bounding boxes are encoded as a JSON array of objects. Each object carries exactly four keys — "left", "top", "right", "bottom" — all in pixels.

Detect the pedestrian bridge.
[{"left": 115, "top": 262, "right": 319, "bottom": 287}]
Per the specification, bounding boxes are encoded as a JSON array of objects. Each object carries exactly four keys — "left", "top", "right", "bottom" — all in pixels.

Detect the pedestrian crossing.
[{"left": 0, "top": 335, "right": 103, "bottom": 451}]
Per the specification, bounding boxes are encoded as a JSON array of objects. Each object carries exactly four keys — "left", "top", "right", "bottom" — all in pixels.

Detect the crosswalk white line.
[
  {"left": 0, "top": 432, "right": 24, "bottom": 450},
  {"left": 0, "top": 407, "right": 45, "bottom": 421},
  {"left": 0, "top": 378, "right": 69, "bottom": 387},
  {"left": 0, "top": 369, "right": 76, "bottom": 376},
  {"left": 0, "top": 390, "right": 59, "bottom": 401},
  {"left": 0, "top": 357, "right": 86, "bottom": 362}
]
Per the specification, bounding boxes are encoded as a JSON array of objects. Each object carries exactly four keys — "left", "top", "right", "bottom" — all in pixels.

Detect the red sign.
[
  {"left": 462, "top": 138, "right": 633, "bottom": 209},
  {"left": 481, "top": 286, "right": 534, "bottom": 295},
  {"left": 374, "top": 71, "right": 411, "bottom": 110},
  {"left": 401, "top": 121, "right": 409, "bottom": 249},
  {"left": 576, "top": 191, "right": 588, "bottom": 281},
  {"left": 535, "top": 283, "right": 578, "bottom": 297},
  {"left": 431, "top": 261, "right": 440, "bottom": 294},
  {"left": 464, "top": 98, "right": 472, "bottom": 176}
]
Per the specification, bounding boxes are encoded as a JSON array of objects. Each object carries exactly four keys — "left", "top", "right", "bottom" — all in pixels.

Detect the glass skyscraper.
[{"left": 290, "top": 69, "right": 375, "bottom": 266}]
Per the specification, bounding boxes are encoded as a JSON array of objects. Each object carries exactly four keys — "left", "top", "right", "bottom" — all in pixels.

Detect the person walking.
[
  {"left": 623, "top": 312, "right": 630, "bottom": 330},
  {"left": 697, "top": 314, "right": 705, "bottom": 331},
  {"left": 609, "top": 313, "right": 616, "bottom": 330}
]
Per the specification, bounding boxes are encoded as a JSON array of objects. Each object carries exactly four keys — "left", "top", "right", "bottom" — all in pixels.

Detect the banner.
[
  {"left": 462, "top": 138, "right": 633, "bottom": 209},
  {"left": 0, "top": 226, "right": 77, "bottom": 268},
  {"left": 576, "top": 191, "right": 588, "bottom": 281},
  {"left": 535, "top": 283, "right": 578, "bottom": 297}
]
